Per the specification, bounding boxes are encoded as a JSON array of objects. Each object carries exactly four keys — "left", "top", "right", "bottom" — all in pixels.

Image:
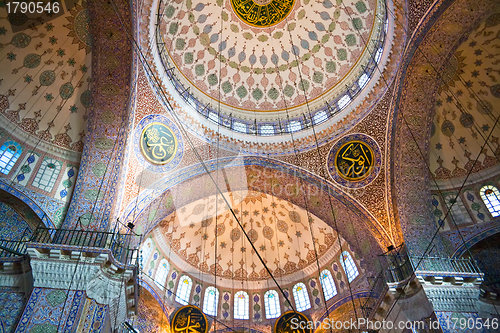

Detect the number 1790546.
[{"left": 6, "top": 1, "right": 60, "bottom": 14}]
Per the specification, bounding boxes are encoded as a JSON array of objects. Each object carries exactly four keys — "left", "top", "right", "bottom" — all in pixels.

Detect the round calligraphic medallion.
[
  {"left": 327, "top": 134, "right": 381, "bottom": 188},
  {"left": 274, "top": 311, "right": 312, "bottom": 333},
  {"left": 230, "top": 0, "right": 295, "bottom": 28},
  {"left": 134, "top": 115, "right": 184, "bottom": 173},
  {"left": 140, "top": 122, "right": 178, "bottom": 165},
  {"left": 171, "top": 305, "right": 210, "bottom": 333}
]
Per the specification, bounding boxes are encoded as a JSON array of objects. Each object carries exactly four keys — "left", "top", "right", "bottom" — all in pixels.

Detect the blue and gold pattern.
[
  {"left": 171, "top": 305, "right": 209, "bottom": 333},
  {"left": 230, "top": 0, "right": 295, "bottom": 27},
  {"left": 327, "top": 134, "right": 381, "bottom": 188},
  {"left": 135, "top": 115, "right": 184, "bottom": 173}
]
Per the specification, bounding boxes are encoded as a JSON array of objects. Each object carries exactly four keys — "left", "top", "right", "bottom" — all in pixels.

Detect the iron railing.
[
  {"left": 0, "top": 228, "right": 31, "bottom": 257},
  {"left": 412, "top": 256, "right": 483, "bottom": 278},
  {"left": 29, "top": 227, "right": 138, "bottom": 266}
]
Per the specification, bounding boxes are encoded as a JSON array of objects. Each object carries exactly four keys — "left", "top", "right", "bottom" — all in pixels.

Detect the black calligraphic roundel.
[
  {"left": 274, "top": 311, "right": 312, "bottom": 333},
  {"left": 140, "top": 122, "right": 178, "bottom": 165},
  {"left": 334, "top": 140, "right": 374, "bottom": 181},
  {"left": 171, "top": 305, "right": 209, "bottom": 333}
]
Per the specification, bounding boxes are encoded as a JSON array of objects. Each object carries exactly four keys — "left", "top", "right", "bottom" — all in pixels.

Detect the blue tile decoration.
[
  {"left": 0, "top": 202, "right": 31, "bottom": 241},
  {"left": 15, "top": 288, "right": 85, "bottom": 333},
  {"left": 0, "top": 291, "right": 25, "bottom": 333}
]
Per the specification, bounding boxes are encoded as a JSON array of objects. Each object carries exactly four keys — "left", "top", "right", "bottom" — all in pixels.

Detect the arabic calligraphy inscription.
[
  {"left": 230, "top": 0, "right": 295, "bottom": 27},
  {"left": 334, "top": 141, "right": 374, "bottom": 181},
  {"left": 171, "top": 305, "right": 209, "bottom": 333},
  {"left": 274, "top": 311, "right": 312, "bottom": 333},
  {"left": 140, "top": 122, "right": 178, "bottom": 165}
]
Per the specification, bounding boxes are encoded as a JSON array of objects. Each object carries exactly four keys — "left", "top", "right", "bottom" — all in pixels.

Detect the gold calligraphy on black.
[
  {"left": 171, "top": 305, "right": 209, "bottom": 333},
  {"left": 274, "top": 311, "right": 312, "bottom": 333},
  {"left": 140, "top": 123, "right": 177, "bottom": 165},
  {"left": 230, "top": 0, "right": 295, "bottom": 27},
  {"left": 334, "top": 141, "right": 374, "bottom": 181}
]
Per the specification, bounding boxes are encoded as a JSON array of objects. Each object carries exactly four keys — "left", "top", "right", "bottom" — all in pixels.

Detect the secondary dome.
[
  {"left": 152, "top": 191, "right": 343, "bottom": 288},
  {"left": 155, "top": 0, "right": 388, "bottom": 136}
]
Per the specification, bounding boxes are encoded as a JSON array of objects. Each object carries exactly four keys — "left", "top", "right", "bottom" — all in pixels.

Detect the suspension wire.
[
  {"left": 108, "top": 0, "right": 297, "bottom": 312},
  {"left": 213, "top": 0, "right": 225, "bottom": 327},
  {"left": 275, "top": 21, "right": 337, "bottom": 331}
]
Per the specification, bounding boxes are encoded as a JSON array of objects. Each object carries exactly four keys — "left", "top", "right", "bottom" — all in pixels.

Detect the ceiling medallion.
[
  {"left": 171, "top": 305, "right": 209, "bottom": 333},
  {"left": 134, "top": 115, "right": 184, "bottom": 172},
  {"left": 140, "top": 122, "right": 178, "bottom": 165},
  {"left": 327, "top": 134, "right": 381, "bottom": 188},
  {"left": 274, "top": 311, "right": 312, "bottom": 333},
  {"left": 230, "top": 0, "right": 295, "bottom": 27}
]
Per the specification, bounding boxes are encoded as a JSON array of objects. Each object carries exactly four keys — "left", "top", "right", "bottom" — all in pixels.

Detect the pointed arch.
[{"left": 292, "top": 283, "right": 311, "bottom": 312}]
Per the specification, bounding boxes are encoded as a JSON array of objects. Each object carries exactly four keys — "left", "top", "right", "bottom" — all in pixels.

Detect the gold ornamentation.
[
  {"left": 140, "top": 122, "right": 178, "bottom": 165},
  {"left": 274, "top": 311, "right": 312, "bottom": 333},
  {"left": 171, "top": 305, "right": 209, "bottom": 333},
  {"left": 334, "top": 140, "right": 374, "bottom": 181},
  {"left": 230, "top": 0, "right": 295, "bottom": 28}
]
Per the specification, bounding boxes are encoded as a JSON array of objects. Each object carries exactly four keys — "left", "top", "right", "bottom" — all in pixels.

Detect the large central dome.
[{"left": 155, "top": 0, "right": 388, "bottom": 137}]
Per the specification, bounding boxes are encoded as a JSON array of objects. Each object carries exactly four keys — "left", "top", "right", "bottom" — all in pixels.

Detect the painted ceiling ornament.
[
  {"left": 230, "top": 0, "right": 295, "bottom": 27},
  {"left": 327, "top": 133, "right": 381, "bottom": 188},
  {"left": 63, "top": 0, "right": 92, "bottom": 54},
  {"left": 274, "top": 311, "right": 312, "bottom": 333},
  {"left": 134, "top": 115, "right": 184, "bottom": 172},
  {"left": 171, "top": 305, "right": 210, "bottom": 333}
]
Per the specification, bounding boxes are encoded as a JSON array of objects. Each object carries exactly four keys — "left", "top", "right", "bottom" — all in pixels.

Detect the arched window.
[
  {"left": 480, "top": 185, "right": 500, "bottom": 217},
  {"left": 203, "top": 286, "right": 219, "bottom": 316},
  {"left": 32, "top": 158, "right": 62, "bottom": 192},
  {"left": 444, "top": 194, "right": 468, "bottom": 225},
  {"left": 0, "top": 141, "right": 22, "bottom": 175},
  {"left": 154, "top": 259, "right": 170, "bottom": 289},
  {"left": 319, "top": 269, "right": 337, "bottom": 300},
  {"left": 140, "top": 238, "right": 153, "bottom": 270},
  {"left": 292, "top": 283, "right": 311, "bottom": 312},
  {"left": 175, "top": 275, "right": 193, "bottom": 305},
  {"left": 340, "top": 251, "right": 359, "bottom": 282},
  {"left": 233, "top": 291, "right": 249, "bottom": 319},
  {"left": 264, "top": 290, "right": 281, "bottom": 319}
]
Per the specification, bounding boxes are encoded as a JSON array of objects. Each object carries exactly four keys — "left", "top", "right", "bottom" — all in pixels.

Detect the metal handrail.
[
  {"left": 29, "top": 227, "right": 138, "bottom": 266},
  {"left": 412, "top": 256, "right": 483, "bottom": 277},
  {"left": 0, "top": 228, "right": 32, "bottom": 257}
]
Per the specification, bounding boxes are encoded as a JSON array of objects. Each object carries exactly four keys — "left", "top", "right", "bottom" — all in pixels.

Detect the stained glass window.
[
  {"left": 0, "top": 141, "right": 22, "bottom": 175},
  {"left": 292, "top": 283, "right": 311, "bottom": 312},
  {"left": 319, "top": 269, "right": 337, "bottom": 300},
  {"left": 480, "top": 185, "right": 500, "bottom": 217},
  {"left": 203, "top": 286, "right": 219, "bottom": 316},
  {"left": 154, "top": 259, "right": 170, "bottom": 289},
  {"left": 264, "top": 290, "right": 281, "bottom": 319},
  {"left": 234, "top": 291, "right": 249, "bottom": 319},
  {"left": 175, "top": 275, "right": 193, "bottom": 305},
  {"left": 340, "top": 251, "right": 359, "bottom": 282}
]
